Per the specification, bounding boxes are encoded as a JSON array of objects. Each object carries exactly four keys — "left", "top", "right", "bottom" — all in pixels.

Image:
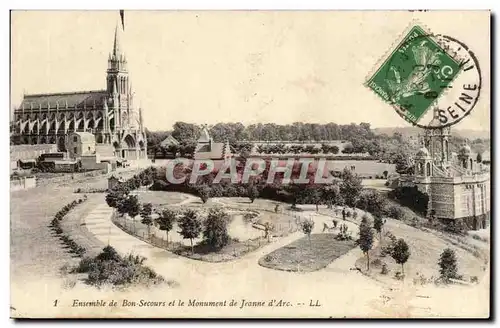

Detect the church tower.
[
  {"left": 103, "top": 21, "right": 147, "bottom": 159},
  {"left": 107, "top": 25, "right": 128, "bottom": 96}
]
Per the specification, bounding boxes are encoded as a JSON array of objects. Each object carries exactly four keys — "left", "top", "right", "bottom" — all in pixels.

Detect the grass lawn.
[
  {"left": 258, "top": 233, "right": 356, "bottom": 272},
  {"left": 171, "top": 237, "right": 271, "bottom": 262},
  {"left": 135, "top": 191, "right": 187, "bottom": 206}
]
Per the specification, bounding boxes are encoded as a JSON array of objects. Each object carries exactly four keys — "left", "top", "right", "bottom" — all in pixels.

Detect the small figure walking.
[{"left": 342, "top": 207, "right": 346, "bottom": 221}]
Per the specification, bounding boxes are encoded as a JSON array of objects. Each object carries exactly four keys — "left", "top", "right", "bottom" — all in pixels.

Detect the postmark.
[{"left": 365, "top": 24, "right": 481, "bottom": 128}]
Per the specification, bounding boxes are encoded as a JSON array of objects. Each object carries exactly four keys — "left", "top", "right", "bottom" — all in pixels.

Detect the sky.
[{"left": 10, "top": 10, "right": 491, "bottom": 132}]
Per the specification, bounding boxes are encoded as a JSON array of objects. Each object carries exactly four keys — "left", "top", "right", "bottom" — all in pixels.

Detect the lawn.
[
  {"left": 134, "top": 191, "right": 188, "bottom": 206},
  {"left": 258, "top": 233, "right": 356, "bottom": 272},
  {"left": 354, "top": 218, "right": 489, "bottom": 285}
]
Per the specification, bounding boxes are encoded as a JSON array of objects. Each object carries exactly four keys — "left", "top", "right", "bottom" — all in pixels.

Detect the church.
[
  {"left": 11, "top": 24, "right": 147, "bottom": 160},
  {"left": 400, "top": 109, "right": 490, "bottom": 230}
]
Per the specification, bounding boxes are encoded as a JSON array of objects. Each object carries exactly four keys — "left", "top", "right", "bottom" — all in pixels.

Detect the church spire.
[{"left": 113, "top": 23, "right": 123, "bottom": 58}]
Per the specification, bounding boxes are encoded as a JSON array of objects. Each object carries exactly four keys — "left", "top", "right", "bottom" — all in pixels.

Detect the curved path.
[
  {"left": 81, "top": 196, "right": 391, "bottom": 318},
  {"left": 81, "top": 195, "right": 489, "bottom": 318}
]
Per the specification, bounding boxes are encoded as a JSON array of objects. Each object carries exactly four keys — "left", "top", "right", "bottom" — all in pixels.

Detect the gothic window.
[
  {"left": 59, "top": 121, "right": 66, "bottom": 133},
  {"left": 470, "top": 158, "right": 473, "bottom": 169},
  {"left": 77, "top": 120, "right": 84, "bottom": 131}
]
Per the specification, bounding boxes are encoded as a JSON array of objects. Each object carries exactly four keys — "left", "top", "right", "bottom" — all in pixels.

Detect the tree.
[
  {"left": 394, "top": 151, "right": 414, "bottom": 175},
  {"left": 202, "top": 208, "right": 230, "bottom": 249},
  {"left": 358, "top": 219, "right": 374, "bottom": 270},
  {"left": 140, "top": 203, "right": 153, "bottom": 238},
  {"left": 105, "top": 191, "right": 120, "bottom": 209},
  {"left": 438, "top": 248, "right": 459, "bottom": 282},
  {"left": 340, "top": 168, "right": 363, "bottom": 207},
  {"left": 178, "top": 209, "right": 202, "bottom": 254},
  {"left": 476, "top": 153, "right": 482, "bottom": 163},
  {"left": 197, "top": 185, "right": 211, "bottom": 204},
  {"left": 391, "top": 238, "right": 410, "bottom": 276},
  {"left": 301, "top": 220, "right": 315, "bottom": 248},
  {"left": 123, "top": 195, "right": 140, "bottom": 233},
  {"left": 373, "top": 216, "right": 385, "bottom": 245},
  {"left": 357, "top": 189, "right": 387, "bottom": 218},
  {"left": 247, "top": 185, "right": 259, "bottom": 203},
  {"left": 156, "top": 209, "right": 176, "bottom": 245},
  {"left": 310, "top": 187, "right": 322, "bottom": 212}
]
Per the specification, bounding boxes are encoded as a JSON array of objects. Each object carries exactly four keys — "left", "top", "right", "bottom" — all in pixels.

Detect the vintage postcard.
[{"left": 9, "top": 10, "right": 490, "bottom": 318}]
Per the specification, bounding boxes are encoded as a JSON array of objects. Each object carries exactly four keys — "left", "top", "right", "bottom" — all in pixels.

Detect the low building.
[
  {"left": 67, "top": 132, "right": 96, "bottom": 158},
  {"left": 194, "top": 126, "right": 232, "bottom": 161}
]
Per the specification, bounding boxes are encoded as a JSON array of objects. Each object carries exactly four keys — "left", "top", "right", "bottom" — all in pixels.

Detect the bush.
[
  {"left": 381, "top": 263, "right": 389, "bottom": 275},
  {"left": 438, "top": 248, "right": 459, "bottom": 282},
  {"left": 388, "top": 186, "right": 429, "bottom": 215},
  {"left": 202, "top": 208, "right": 230, "bottom": 249},
  {"left": 386, "top": 205, "right": 406, "bottom": 221},
  {"left": 76, "top": 246, "right": 165, "bottom": 288},
  {"left": 444, "top": 219, "right": 468, "bottom": 235}
]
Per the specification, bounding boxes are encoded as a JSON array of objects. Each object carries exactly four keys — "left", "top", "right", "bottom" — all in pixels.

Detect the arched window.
[
  {"left": 470, "top": 158, "right": 473, "bottom": 170},
  {"left": 426, "top": 162, "right": 431, "bottom": 176}
]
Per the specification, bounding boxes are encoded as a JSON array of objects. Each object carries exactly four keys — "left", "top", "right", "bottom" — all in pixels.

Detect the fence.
[{"left": 111, "top": 213, "right": 180, "bottom": 251}]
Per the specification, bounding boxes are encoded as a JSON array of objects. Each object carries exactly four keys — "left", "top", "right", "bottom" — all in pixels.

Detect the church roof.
[
  {"left": 160, "top": 135, "right": 180, "bottom": 147},
  {"left": 194, "top": 142, "right": 229, "bottom": 160},
  {"left": 198, "top": 127, "right": 211, "bottom": 143},
  {"left": 71, "top": 131, "right": 96, "bottom": 143},
  {"left": 20, "top": 90, "right": 107, "bottom": 110}
]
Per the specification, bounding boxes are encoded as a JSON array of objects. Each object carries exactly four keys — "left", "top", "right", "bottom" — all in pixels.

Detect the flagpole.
[{"left": 119, "top": 10, "right": 125, "bottom": 31}]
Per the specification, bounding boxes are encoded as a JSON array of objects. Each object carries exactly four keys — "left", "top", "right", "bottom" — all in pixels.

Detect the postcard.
[{"left": 10, "top": 10, "right": 490, "bottom": 318}]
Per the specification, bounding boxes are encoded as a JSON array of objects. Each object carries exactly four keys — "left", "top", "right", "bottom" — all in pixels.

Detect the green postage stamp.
[{"left": 366, "top": 25, "right": 461, "bottom": 125}]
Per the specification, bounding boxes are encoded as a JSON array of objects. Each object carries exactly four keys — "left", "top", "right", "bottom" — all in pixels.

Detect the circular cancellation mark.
[{"left": 368, "top": 26, "right": 482, "bottom": 129}]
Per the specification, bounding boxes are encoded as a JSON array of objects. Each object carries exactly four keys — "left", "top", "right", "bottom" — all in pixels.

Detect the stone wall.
[
  {"left": 10, "top": 144, "right": 58, "bottom": 161},
  {"left": 430, "top": 182, "right": 455, "bottom": 219}
]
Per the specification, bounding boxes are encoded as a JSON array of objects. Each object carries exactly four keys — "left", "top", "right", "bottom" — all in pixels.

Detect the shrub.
[
  {"left": 264, "top": 255, "right": 274, "bottom": 262},
  {"left": 444, "top": 219, "right": 467, "bottom": 235},
  {"left": 470, "top": 276, "right": 479, "bottom": 284},
  {"left": 381, "top": 263, "right": 389, "bottom": 275},
  {"left": 438, "top": 248, "right": 459, "bottom": 282},
  {"left": 150, "top": 179, "right": 169, "bottom": 191},
  {"left": 202, "top": 208, "right": 230, "bottom": 249},
  {"left": 76, "top": 246, "right": 165, "bottom": 288},
  {"left": 386, "top": 205, "right": 405, "bottom": 221},
  {"left": 388, "top": 186, "right": 429, "bottom": 215},
  {"left": 352, "top": 211, "right": 358, "bottom": 220}
]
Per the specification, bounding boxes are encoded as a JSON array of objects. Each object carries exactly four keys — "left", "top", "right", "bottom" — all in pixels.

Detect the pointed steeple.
[{"left": 112, "top": 24, "right": 123, "bottom": 58}]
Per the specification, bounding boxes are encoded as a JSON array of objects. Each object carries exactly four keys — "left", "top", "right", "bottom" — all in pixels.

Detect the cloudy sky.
[{"left": 11, "top": 10, "right": 490, "bottom": 131}]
